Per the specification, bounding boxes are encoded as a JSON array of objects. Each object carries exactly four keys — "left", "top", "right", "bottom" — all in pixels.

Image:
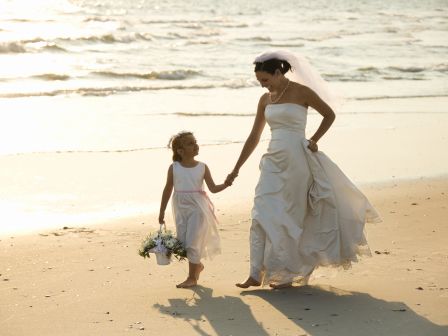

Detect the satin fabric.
[{"left": 250, "top": 103, "right": 381, "bottom": 285}]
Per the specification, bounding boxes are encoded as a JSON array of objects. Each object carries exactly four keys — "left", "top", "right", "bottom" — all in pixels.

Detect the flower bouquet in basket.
[{"left": 138, "top": 224, "right": 187, "bottom": 265}]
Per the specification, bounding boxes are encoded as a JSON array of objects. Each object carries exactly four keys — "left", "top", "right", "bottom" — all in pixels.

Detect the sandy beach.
[
  {"left": 1, "top": 96, "right": 448, "bottom": 335},
  {"left": 1, "top": 95, "right": 447, "bottom": 336},
  {"left": 1, "top": 1, "right": 447, "bottom": 335},
  {"left": 1, "top": 176, "right": 447, "bottom": 336}
]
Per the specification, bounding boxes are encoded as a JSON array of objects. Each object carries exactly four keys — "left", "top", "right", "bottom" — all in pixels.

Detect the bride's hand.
[
  {"left": 307, "top": 139, "right": 318, "bottom": 152},
  {"left": 224, "top": 178, "right": 233, "bottom": 187},
  {"left": 225, "top": 170, "right": 238, "bottom": 185}
]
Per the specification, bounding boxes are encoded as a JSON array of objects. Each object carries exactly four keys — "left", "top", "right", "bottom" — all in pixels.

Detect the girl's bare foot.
[
  {"left": 176, "top": 277, "right": 197, "bottom": 288},
  {"left": 269, "top": 282, "right": 292, "bottom": 289},
  {"left": 235, "top": 277, "right": 261, "bottom": 288}
]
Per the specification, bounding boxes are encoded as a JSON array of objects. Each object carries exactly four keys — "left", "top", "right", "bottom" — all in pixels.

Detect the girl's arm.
[
  {"left": 303, "top": 86, "right": 336, "bottom": 152},
  {"left": 227, "top": 94, "right": 268, "bottom": 182},
  {"left": 158, "top": 164, "right": 174, "bottom": 224},
  {"left": 204, "top": 164, "right": 228, "bottom": 193}
]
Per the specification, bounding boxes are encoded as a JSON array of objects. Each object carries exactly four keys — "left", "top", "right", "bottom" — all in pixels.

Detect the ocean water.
[
  {"left": 1, "top": 0, "right": 447, "bottom": 235},
  {"left": 0, "top": 0, "right": 447, "bottom": 154}
]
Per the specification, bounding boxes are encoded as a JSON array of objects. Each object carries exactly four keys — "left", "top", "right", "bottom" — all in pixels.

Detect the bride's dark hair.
[{"left": 254, "top": 59, "right": 292, "bottom": 75}]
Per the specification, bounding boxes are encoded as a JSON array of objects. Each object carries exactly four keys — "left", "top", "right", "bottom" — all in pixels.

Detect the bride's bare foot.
[
  {"left": 269, "top": 282, "right": 292, "bottom": 289},
  {"left": 299, "top": 274, "right": 311, "bottom": 286},
  {"left": 196, "top": 263, "right": 204, "bottom": 280},
  {"left": 176, "top": 277, "right": 197, "bottom": 288},
  {"left": 235, "top": 277, "right": 261, "bottom": 288}
]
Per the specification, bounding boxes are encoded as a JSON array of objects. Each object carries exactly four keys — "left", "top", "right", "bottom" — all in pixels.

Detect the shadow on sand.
[
  {"left": 154, "top": 285, "right": 269, "bottom": 336},
  {"left": 241, "top": 284, "right": 448, "bottom": 336},
  {"left": 154, "top": 284, "right": 447, "bottom": 336}
]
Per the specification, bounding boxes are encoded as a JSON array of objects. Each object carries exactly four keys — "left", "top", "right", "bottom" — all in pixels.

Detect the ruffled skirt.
[
  {"left": 251, "top": 129, "right": 381, "bottom": 285},
  {"left": 172, "top": 191, "right": 221, "bottom": 263}
]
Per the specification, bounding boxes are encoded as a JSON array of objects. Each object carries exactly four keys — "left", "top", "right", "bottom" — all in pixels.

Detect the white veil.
[{"left": 254, "top": 50, "right": 341, "bottom": 111}]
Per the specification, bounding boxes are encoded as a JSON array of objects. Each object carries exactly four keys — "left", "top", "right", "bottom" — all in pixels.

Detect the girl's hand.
[
  {"left": 307, "top": 139, "right": 318, "bottom": 152},
  {"left": 158, "top": 213, "right": 165, "bottom": 224},
  {"left": 225, "top": 170, "right": 238, "bottom": 186}
]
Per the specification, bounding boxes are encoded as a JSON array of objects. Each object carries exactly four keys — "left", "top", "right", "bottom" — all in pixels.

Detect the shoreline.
[
  {"left": 1, "top": 138, "right": 448, "bottom": 238},
  {"left": 1, "top": 177, "right": 447, "bottom": 335},
  {"left": 1, "top": 94, "right": 448, "bottom": 157},
  {"left": 1, "top": 174, "right": 447, "bottom": 240},
  {"left": 1, "top": 94, "right": 448, "bottom": 237}
]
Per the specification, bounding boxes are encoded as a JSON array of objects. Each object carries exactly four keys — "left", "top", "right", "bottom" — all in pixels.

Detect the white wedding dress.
[{"left": 250, "top": 103, "right": 381, "bottom": 285}]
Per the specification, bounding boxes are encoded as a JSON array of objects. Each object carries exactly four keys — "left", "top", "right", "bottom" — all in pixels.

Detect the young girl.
[{"left": 158, "top": 131, "right": 230, "bottom": 288}]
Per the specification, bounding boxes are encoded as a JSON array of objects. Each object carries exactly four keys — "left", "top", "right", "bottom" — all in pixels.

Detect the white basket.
[{"left": 155, "top": 252, "right": 171, "bottom": 265}]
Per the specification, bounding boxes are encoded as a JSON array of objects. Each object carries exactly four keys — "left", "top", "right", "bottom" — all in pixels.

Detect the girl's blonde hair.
[{"left": 167, "top": 131, "right": 193, "bottom": 162}]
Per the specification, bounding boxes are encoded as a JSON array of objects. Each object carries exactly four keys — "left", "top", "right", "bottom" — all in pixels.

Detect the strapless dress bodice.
[{"left": 265, "top": 103, "right": 307, "bottom": 136}]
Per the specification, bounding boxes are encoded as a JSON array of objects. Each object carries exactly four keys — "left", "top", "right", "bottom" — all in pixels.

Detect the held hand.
[
  {"left": 225, "top": 175, "right": 233, "bottom": 186},
  {"left": 307, "top": 139, "right": 318, "bottom": 153},
  {"left": 225, "top": 170, "right": 238, "bottom": 186}
]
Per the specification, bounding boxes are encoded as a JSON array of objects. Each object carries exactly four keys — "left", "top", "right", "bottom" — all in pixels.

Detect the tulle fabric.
[
  {"left": 171, "top": 162, "right": 221, "bottom": 263},
  {"left": 254, "top": 49, "right": 342, "bottom": 112},
  {"left": 251, "top": 104, "right": 381, "bottom": 286}
]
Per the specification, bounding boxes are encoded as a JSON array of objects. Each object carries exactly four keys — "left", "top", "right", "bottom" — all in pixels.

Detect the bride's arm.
[
  {"left": 227, "top": 94, "right": 267, "bottom": 181},
  {"left": 303, "top": 87, "right": 335, "bottom": 150}
]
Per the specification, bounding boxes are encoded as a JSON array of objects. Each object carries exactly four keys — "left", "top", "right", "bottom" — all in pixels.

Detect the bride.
[{"left": 226, "top": 50, "right": 381, "bottom": 289}]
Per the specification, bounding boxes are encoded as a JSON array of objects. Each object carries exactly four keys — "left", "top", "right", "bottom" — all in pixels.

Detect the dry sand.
[{"left": 1, "top": 178, "right": 447, "bottom": 336}]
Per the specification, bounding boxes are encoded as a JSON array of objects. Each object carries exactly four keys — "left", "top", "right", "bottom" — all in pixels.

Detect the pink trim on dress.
[{"left": 174, "top": 190, "right": 217, "bottom": 221}]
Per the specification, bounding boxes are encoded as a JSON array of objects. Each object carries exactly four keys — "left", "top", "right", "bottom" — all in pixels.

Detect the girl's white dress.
[
  {"left": 172, "top": 161, "right": 221, "bottom": 264},
  {"left": 250, "top": 103, "right": 381, "bottom": 285}
]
